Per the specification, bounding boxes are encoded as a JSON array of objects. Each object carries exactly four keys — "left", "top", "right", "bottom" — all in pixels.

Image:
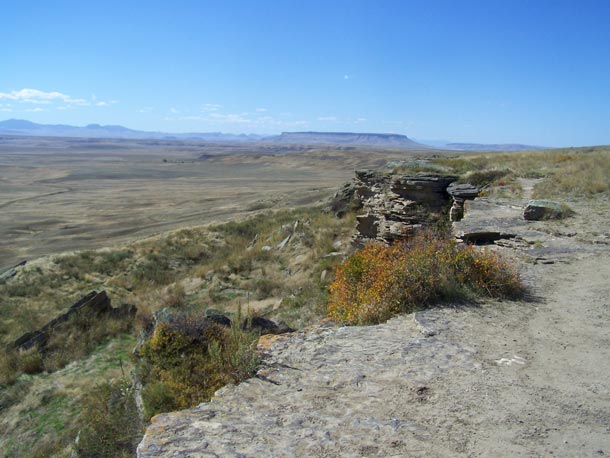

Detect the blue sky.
[{"left": 1, "top": 0, "right": 609, "bottom": 146}]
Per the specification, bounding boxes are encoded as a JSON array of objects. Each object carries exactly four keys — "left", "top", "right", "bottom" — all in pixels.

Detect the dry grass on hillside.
[{"left": 0, "top": 205, "right": 356, "bottom": 457}]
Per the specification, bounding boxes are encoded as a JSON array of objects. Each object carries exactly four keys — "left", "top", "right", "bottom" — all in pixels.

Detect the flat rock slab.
[
  {"left": 137, "top": 315, "right": 480, "bottom": 458},
  {"left": 453, "top": 198, "right": 530, "bottom": 241}
]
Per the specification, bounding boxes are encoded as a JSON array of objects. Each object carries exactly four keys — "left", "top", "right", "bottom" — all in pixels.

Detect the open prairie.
[{"left": 0, "top": 135, "right": 433, "bottom": 269}]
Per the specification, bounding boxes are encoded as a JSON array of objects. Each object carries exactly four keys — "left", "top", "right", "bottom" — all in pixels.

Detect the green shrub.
[
  {"left": 76, "top": 377, "right": 141, "bottom": 457},
  {"left": 142, "top": 380, "right": 177, "bottom": 420},
  {"left": 132, "top": 254, "right": 175, "bottom": 286},
  {"left": 18, "top": 347, "right": 44, "bottom": 374},
  {"left": 0, "top": 350, "right": 19, "bottom": 385},
  {"left": 138, "top": 312, "right": 260, "bottom": 418},
  {"left": 460, "top": 169, "right": 512, "bottom": 187}
]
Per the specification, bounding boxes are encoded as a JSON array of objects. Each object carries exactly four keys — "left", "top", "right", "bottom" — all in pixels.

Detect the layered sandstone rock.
[{"left": 351, "top": 170, "right": 458, "bottom": 245}]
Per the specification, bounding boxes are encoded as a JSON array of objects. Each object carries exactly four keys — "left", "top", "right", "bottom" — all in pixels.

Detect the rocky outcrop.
[
  {"left": 447, "top": 183, "right": 480, "bottom": 222},
  {"left": 351, "top": 170, "right": 458, "bottom": 245},
  {"left": 10, "top": 290, "right": 136, "bottom": 351},
  {"left": 137, "top": 312, "right": 480, "bottom": 458},
  {"left": 0, "top": 260, "right": 26, "bottom": 282},
  {"left": 149, "top": 308, "right": 294, "bottom": 339}
]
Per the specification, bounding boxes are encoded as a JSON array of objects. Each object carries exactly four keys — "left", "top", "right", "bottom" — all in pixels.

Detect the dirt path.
[{"left": 138, "top": 196, "right": 610, "bottom": 457}]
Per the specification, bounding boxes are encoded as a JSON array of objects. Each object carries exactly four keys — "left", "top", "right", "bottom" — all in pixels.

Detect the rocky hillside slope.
[{"left": 138, "top": 182, "right": 610, "bottom": 457}]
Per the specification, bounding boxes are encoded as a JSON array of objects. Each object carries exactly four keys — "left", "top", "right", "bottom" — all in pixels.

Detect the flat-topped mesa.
[{"left": 349, "top": 170, "right": 475, "bottom": 245}]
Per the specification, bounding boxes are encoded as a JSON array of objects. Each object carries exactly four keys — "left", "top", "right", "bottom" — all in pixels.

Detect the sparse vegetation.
[
  {"left": 328, "top": 231, "right": 524, "bottom": 325},
  {"left": 431, "top": 146, "right": 610, "bottom": 199}
]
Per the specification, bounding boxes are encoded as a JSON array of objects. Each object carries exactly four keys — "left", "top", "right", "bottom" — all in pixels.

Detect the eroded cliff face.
[{"left": 350, "top": 170, "right": 457, "bottom": 245}]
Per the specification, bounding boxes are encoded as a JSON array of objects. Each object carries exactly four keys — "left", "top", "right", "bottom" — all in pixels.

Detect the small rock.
[
  {"left": 246, "top": 234, "right": 259, "bottom": 251},
  {"left": 244, "top": 316, "right": 295, "bottom": 335}
]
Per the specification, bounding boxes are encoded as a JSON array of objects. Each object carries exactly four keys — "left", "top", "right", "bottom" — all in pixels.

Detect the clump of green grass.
[{"left": 76, "top": 376, "right": 141, "bottom": 458}]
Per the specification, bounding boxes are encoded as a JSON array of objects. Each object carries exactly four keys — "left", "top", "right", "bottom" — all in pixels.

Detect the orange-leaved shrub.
[{"left": 328, "top": 232, "right": 524, "bottom": 324}]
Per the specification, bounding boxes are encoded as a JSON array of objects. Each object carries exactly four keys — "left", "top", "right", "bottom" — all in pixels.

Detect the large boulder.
[{"left": 523, "top": 200, "right": 566, "bottom": 221}]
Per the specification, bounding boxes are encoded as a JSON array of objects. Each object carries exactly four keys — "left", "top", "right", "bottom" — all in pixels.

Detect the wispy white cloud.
[
  {"left": 255, "top": 108, "right": 267, "bottom": 112},
  {"left": 0, "top": 107, "right": 11, "bottom": 112},
  {"left": 0, "top": 88, "right": 87, "bottom": 105},
  {"left": 170, "top": 107, "right": 180, "bottom": 114},
  {"left": 208, "top": 112, "right": 253, "bottom": 124},
  {"left": 95, "top": 100, "right": 116, "bottom": 107},
  {"left": 354, "top": 117, "right": 367, "bottom": 124},
  {"left": 344, "top": 74, "right": 350, "bottom": 80},
  {"left": 201, "top": 103, "right": 222, "bottom": 112},
  {"left": 138, "top": 106, "right": 154, "bottom": 113},
  {"left": 317, "top": 116, "right": 337, "bottom": 122},
  {"left": 26, "top": 107, "right": 44, "bottom": 112},
  {"left": 166, "top": 110, "right": 308, "bottom": 129},
  {"left": 0, "top": 88, "right": 115, "bottom": 109}
]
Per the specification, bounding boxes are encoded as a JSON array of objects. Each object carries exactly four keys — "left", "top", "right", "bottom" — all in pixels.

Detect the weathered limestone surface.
[{"left": 137, "top": 313, "right": 478, "bottom": 457}]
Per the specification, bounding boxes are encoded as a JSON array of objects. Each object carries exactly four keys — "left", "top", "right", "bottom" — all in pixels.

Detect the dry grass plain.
[{"left": 0, "top": 135, "right": 433, "bottom": 270}]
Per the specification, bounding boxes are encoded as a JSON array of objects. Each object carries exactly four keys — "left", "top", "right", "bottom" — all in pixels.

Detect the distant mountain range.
[
  {"left": 0, "top": 120, "right": 423, "bottom": 147},
  {"left": 444, "top": 143, "right": 545, "bottom": 152},
  {"left": 0, "top": 119, "right": 543, "bottom": 150},
  {"left": 0, "top": 119, "right": 262, "bottom": 142}
]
